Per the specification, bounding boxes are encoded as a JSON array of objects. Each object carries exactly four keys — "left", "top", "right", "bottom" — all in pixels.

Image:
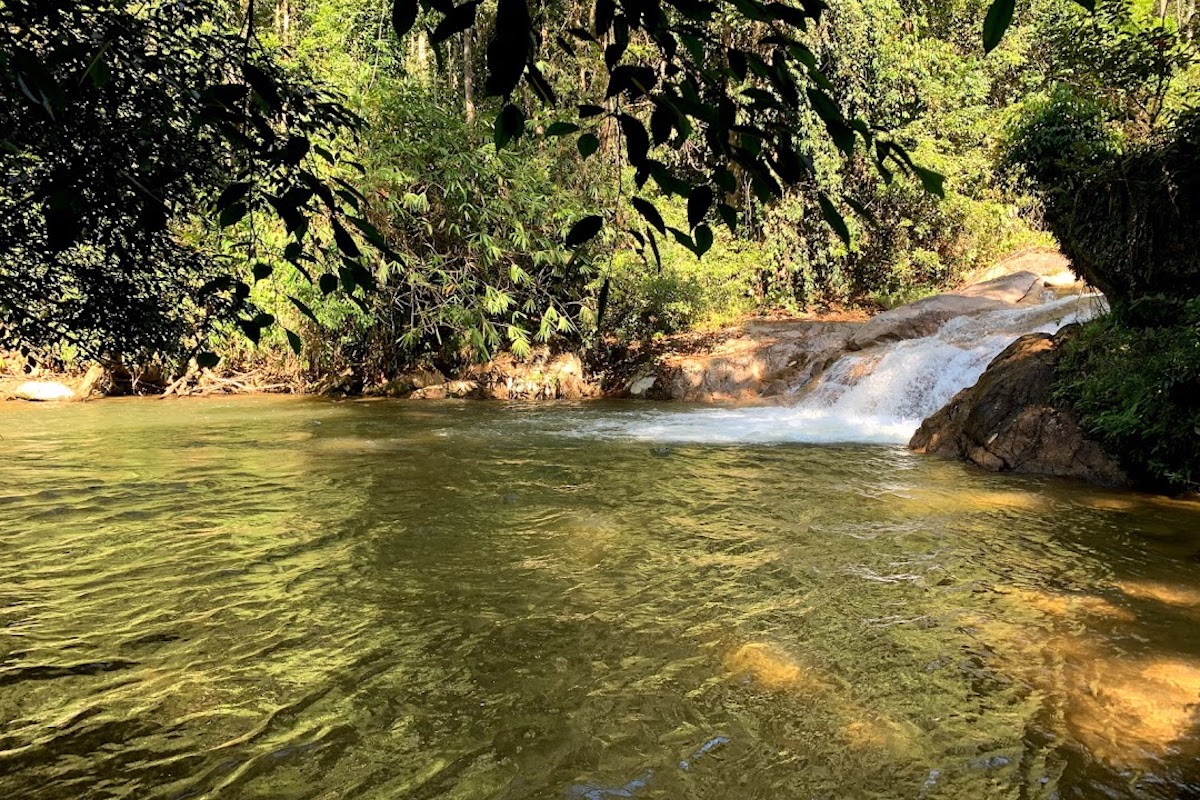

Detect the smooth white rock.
[{"left": 15, "top": 381, "right": 76, "bottom": 401}]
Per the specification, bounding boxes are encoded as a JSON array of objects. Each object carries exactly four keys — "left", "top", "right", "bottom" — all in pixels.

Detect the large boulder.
[
  {"left": 655, "top": 321, "right": 856, "bottom": 402},
  {"left": 910, "top": 330, "right": 1127, "bottom": 486},
  {"left": 367, "top": 367, "right": 447, "bottom": 397},
  {"left": 465, "top": 349, "right": 597, "bottom": 400},
  {"left": 410, "top": 380, "right": 481, "bottom": 400}
]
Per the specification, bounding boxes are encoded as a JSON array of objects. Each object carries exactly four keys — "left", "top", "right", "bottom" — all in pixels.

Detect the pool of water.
[{"left": 2, "top": 397, "right": 1200, "bottom": 799}]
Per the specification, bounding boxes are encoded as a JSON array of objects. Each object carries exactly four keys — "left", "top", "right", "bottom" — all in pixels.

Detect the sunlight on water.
[{"left": 2, "top": 397, "right": 1200, "bottom": 800}]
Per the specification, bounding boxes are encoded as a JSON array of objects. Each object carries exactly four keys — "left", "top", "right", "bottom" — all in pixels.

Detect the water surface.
[{"left": 3, "top": 397, "right": 1200, "bottom": 799}]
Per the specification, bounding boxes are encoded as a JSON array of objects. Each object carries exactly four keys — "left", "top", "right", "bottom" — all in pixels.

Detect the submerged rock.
[
  {"left": 14, "top": 381, "right": 76, "bottom": 401},
  {"left": 910, "top": 330, "right": 1127, "bottom": 487}
]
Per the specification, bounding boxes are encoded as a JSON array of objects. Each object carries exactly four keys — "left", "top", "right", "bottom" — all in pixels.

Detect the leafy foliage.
[
  {"left": 0, "top": 0, "right": 387, "bottom": 368},
  {"left": 352, "top": 83, "right": 598, "bottom": 368},
  {"left": 1057, "top": 298, "right": 1200, "bottom": 491},
  {"left": 997, "top": 0, "right": 1200, "bottom": 308}
]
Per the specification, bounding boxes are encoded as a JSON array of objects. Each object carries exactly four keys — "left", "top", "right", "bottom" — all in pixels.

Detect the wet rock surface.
[
  {"left": 909, "top": 330, "right": 1127, "bottom": 486},
  {"left": 12, "top": 381, "right": 76, "bottom": 401},
  {"left": 650, "top": 321, "right": 858, "bottom": 402}
]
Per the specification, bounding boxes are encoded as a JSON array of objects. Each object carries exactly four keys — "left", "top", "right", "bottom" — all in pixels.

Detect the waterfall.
[
  {"left": 795, "top": 293, "right": 1102, "bottom": 429},
  {"left": 573, "top": 292, "right": 1104, "bottom": 445}
]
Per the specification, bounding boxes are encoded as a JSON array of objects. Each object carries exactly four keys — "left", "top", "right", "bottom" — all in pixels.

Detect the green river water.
[{"left": 2, "top": 397, "right": 1200, "bottom": 799}]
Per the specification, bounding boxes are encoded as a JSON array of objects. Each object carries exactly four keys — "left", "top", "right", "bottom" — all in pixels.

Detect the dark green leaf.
[
  {"left": 286, "top": 329, "right": 303, "bottom": 355},
  {"left": 485, "top": 0, "right": 530, "bottom": 97},
  {"left": 238, "top": 318, "right": 263, "bottom": 345},
  {"left": 196, "top": 352, "right": 220, "bottom": 369},
  {"left": 910, "top": 164, "right": 945, "bottom": 198},
  {"left": 545, "top": 121, "right": 580, "bottom": 137},
  {"left": 688, "top": 186, "right": 713, "bottom": 229},
  {"left": 982, "top": 0, "right": 1015, "bottom": 53},
  {"left": 392, "top": 0, "right": 418, "bottom": 37},
  {"left": 818, "top": 195, "right": 850, "bottom": 245},
  {"left": 596, "top": 277, "right": 611, "bottom": 328},
  {"left": 331, "top": 219, "right": 361, "bottom": 258},
  {"left": 216, "top": 182, "right": 250, "bottom": 212},
  {"left": 566, "top": 215, "right": 604, "bottom": 247},
  {"left": 252, "top": 261, "right": 273, "bottom": 281},
  {"left": 618, "top": 114, "right": 650, "bottom": 168},
  {"left": 668, "top": 226, "right": 694, "bottom": 250},
  {"left": 526, "top": 63, "right": 557, "bottom": 104},
  {"left": 631, "top": 196, "right": 666, "bottom": 233},
  {"left": 494, "top": 103, "right": 526, "bottom": 149},
  {"left": 289, "top": 296, "right": 320, "bottom": 324},
  {"left": 219, "top": 202, "right": 248, "bottom": 228},
  {"left": 647, "top": 228, "right": 662, "bottom": 271},
  {"left": 693, "top": 224, "right": 713, "bottom": 256},
  {"left": 242, "top": 62, "right": 281, "bottom": 111},
  {"left": 319, "top": 273, "right": 338, "bottom": 295},
  {"left": 431, "top": 1, "right": 480, "bottom": 44},
  {"left": 578, "top": 133, "right": 601, "bottom": 158},
  {"left": 718, "top": 203, "right": 739, "bottom": 232}
]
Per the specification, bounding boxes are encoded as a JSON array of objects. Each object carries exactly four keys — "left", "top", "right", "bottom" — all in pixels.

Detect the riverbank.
[{"left": 9, "top": 251, "right": 1145, "bottom": 491}]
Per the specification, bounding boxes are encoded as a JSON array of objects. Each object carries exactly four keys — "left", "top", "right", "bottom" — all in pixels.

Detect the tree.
[
  {"left": 0, "top": 0, "right": 374, "bottom": 370},
  {"left": 2, "top": 0, "right": 1040, "bottom": 371}
]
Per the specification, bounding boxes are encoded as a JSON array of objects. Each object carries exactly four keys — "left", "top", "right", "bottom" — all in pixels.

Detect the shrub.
[{"left": 1056, "top": 298, "right": 1200, "bottom": 491}]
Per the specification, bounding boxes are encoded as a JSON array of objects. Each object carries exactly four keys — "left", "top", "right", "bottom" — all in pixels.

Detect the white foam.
[{"left": 572, "top": 293, "right": 1104, "bottom": 446}]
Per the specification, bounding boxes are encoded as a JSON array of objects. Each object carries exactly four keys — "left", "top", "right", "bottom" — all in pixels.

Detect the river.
[{"left": 2, "top": 397, "right": 1200, "bottom": 799}]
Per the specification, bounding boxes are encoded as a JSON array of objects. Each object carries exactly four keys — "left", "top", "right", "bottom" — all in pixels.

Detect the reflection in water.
[{"left": 1, "top": 397, "right": 1200, "bottom": 799}]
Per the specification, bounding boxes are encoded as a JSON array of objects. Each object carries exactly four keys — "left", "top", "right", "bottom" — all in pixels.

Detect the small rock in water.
[
  {"left": 651, "top": 446, "right": 672, "bottom": 458},
  {"left": 968, "top": 755, "right": 1011, "bottom": 770},
  {"left": 918, "top": 768, "right": 942, "bottom": 797},
  {"left": 14, "top": 381, "right": 75, "bottom": 402}
]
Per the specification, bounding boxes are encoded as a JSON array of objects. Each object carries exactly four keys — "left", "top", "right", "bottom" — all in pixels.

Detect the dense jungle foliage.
[{"left": 2, "top": 0, "right": 1198, "bottom": 435}]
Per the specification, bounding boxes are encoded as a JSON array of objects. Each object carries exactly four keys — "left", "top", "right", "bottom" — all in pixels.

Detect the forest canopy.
[{"left": 1, "top": 0, "right": 1197, "bottom": 379}]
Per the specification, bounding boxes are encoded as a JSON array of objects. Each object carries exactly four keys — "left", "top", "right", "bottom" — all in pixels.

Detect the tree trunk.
[{"left": 463, "top": 31, "right": 477, "bottom": 123}]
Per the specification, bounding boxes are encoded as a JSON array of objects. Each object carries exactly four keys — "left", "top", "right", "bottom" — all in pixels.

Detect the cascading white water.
[{"left": 574, "top": 292, "right": 1105, "bottom": 445}]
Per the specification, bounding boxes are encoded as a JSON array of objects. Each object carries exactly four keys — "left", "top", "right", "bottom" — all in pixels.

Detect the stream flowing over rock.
[{"left": 606, "top": 252, "right": 1127, "bottom": 486}]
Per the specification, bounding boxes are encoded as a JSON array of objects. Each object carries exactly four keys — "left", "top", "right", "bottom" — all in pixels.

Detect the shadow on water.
[{"left": 2, "top": 397, "right": 1200, "bottom": 799}]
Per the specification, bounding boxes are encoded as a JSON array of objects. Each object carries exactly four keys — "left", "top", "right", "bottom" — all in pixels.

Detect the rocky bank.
[{"left": 909, "top": 329, "right": 1128, "bottom": 487}]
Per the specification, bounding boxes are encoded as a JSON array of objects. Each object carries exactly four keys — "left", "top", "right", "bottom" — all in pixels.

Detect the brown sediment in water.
[
  {"left": 972, "top": 586, "right": 1200, "bottom": 770},
  {"left": 724, "top": 643, "right": 831, "bottom": 693},
  {"left": 1114, "top": 580, "right": 1200, "bottom": 611},
  {"left": 724, "top": 642, "right": 920, "bottom": 755},
  {"left": 999, "top": 586, "right": 1136, "bottom": 622},
  {"left": 1061, "top": 650, "right": 1200, "bottom": 766}
]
